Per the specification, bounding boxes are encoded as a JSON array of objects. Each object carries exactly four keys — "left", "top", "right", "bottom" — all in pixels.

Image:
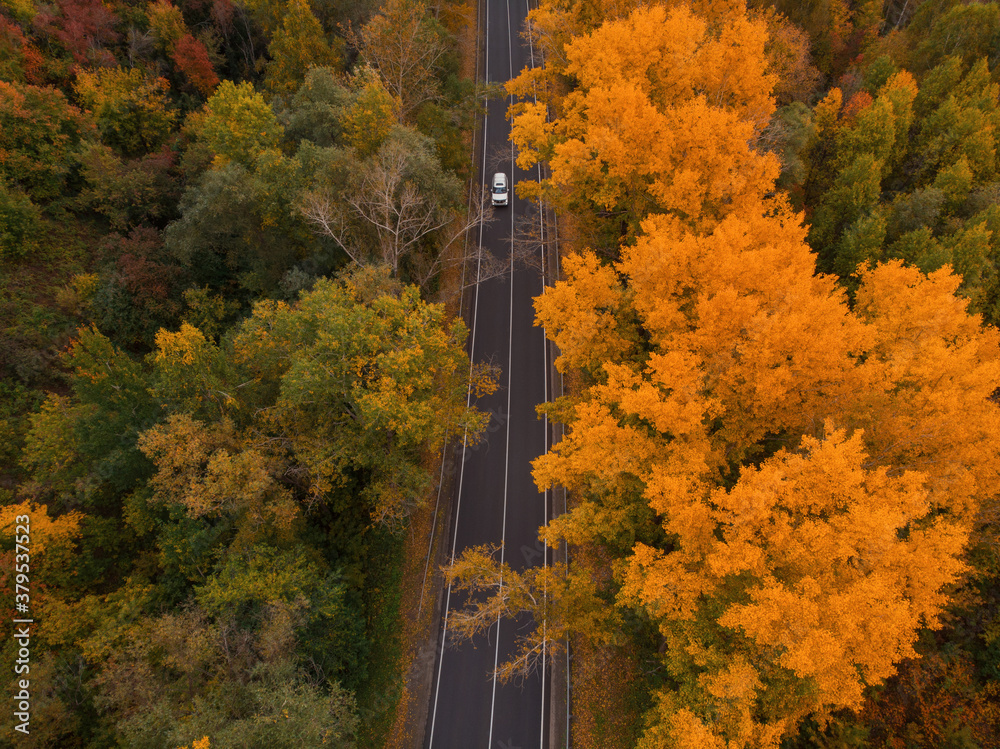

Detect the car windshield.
[{"left": 492, "top": 184, "right": 505, "bottom": 193}]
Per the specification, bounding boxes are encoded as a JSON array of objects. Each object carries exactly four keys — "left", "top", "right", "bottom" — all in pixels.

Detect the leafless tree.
[
  {"left": 126, "top": 29, "right": 155, "bottom": 69},
  {"left": 443, "top": 544, "right": 585, "bottom": 685},
  {"left": 508, "top": 200, "right": 556, "bottom": 277},
  {"left": 487, "top": 142, "right": 516, "bottom": 177},
  {"left": 301, "top": 141, "right": 503, "bottom": 294}
]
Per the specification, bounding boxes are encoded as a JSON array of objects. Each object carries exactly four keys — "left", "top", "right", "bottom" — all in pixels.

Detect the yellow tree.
[
  {"left": 508, "top": 2, "right": 777, "bottom": 239},
  {"left": 137, "top": 413, "right": 299, "bottom": 548},
  {"left": 0, "top": 501, "right": 83, "bottom": 635},
  {"left": 197, "top": 80, "right": 283, "bottom": 167},
  {"left": 146, "top": 0, "right": 187, "bottom": 51},
  {"left": 518, "top": 0, "right": 648, "bottom": 78},
  {"left": 447, "top": 2, "right": 1000, "bottom": 745},
  {"left": 263, "top": 0, "right": 342, "bottom": 95},
  {"left": 341, "top": 66, "right": 399, "bottom": 155},
  {"left": 73, "top": 67, "right": 176, "bottom": 156},
  {"left": 620, "top": 426, "right": 974, "bottom": 746},
  {"left": 848, "top": 261, "right": 1000, "bottom": 520},
  {"left": 529, "top": 210, "right": 1000, "bottom": 749}
]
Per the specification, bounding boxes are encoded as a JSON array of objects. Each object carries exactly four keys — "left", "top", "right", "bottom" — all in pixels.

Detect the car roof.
[{"left": 492, "top": 172, "right": 507, "bottom": 183}]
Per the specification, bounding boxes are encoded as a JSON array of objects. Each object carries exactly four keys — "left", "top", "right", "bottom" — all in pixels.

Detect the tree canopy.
[{"left": 447, "top": 1, "right": 1000, "bottom": 746}]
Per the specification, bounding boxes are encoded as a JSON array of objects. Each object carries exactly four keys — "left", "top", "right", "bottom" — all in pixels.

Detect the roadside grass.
[
  {"left": 560, "top": 369, "right": 654, "bottom": 749},
  {"left": 384, "top": 444, "right": 453, "bottom": 748},
  {"left": 571, "top": 632, "right": 649, "bottom": 749},
  {"left": 555, "top": 303, "right": 651, "bottom": 749},
  {"left": 569, "top": 538, "right": 651, "bottom": 749},
  {"left": 356, "top": 526, "right": 406, "bottom": 748}
]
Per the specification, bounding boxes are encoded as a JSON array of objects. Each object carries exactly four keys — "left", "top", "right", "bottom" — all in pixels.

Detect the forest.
[
  {"left": 1, "top": 0, "right": 999, "bottom": 745},
  {"left": 0, "top": 0, "right": 489, "bottom": 744}
]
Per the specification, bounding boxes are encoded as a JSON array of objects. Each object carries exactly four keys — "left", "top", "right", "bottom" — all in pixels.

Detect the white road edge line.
[
  {"left": 419, "top": 0, "right": 490, "bottom": 621},
  {"left": 426, "top": 0, "right": 491, "bottom": 743}
]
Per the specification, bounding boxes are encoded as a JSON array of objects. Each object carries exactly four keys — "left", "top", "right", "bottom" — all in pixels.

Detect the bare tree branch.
[
  {"left": 348, "top": 0, "right": 449, "bottom": 122},
  {"left": 303, "top": 158, "right": 511, "bottom": 295},
  {"left": 300, "top": 190, "right": 366, "bottom": 265}
]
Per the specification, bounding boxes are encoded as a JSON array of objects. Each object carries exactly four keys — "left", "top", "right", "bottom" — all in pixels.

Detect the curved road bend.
[{"left": 426, "top": 0, "right": 551, "bottom": 747}]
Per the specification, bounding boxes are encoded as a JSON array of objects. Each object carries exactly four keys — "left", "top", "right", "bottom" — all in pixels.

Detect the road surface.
[{"left": 425, "top": 0, "right": 553, "bottom": 746}]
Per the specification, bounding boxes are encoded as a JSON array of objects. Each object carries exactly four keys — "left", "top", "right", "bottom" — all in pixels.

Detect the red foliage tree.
[
  {"left": 863, "top": 652, "right": 1000, "bottom": 748},
  {"left": 0, "top": 17, "right": 46, "bottom": 84},
  {"left": 92, "top": 227, "right": 185, "bottom": 346},
  {"left": 842, "top": 90, "right": 875, "bottom": 124},
  {"left": 98, "top": 224, "right": 164, "bottom": 262},
  {"left": 32, "top": 0, "right": 119, "bottom": 66},
  {"left": 170, "top": 33, "right": 219, "bottom": 96}
]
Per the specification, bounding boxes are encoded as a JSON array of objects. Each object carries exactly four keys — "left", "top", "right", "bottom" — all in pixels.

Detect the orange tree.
[
  {"left": 446, "top": 1, "right": 1000, "bottom": 746},
  {"left": 508, "top": 1, "right": 776, "bottom": 245}
]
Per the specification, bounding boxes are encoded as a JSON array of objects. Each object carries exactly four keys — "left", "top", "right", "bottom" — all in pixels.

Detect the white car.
[{"left": 491, "top": 172, "right": 508, "bottom": 206}]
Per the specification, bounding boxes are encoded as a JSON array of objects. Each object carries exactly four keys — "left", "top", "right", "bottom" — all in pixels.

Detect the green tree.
[
  {"left": 832, "top": 210, "right": 887, "bottom": 280},
  {"left": 279, "top": 65, "right": 399, "bottom": 153},
  {"left": 22, "top": 325, "right": 159, "bottom": 510},
  {"left": 808, "top": 154, "right": 884, "bottom": 272},
  {"left": 0, "top": 179, "right": 40, "bottom": 260},
  {"left": 145, "top": 322, "right": 241, "bottom": 420},
  {"left": 803, "top": 73, "right": 918, "bottom": 272},
  {"left": 0, "top": 80, "right": 93, "bottom": 200},
  {"left": 164, "top": 147, "right": 316, "bottom": 295},
  {"left": 146, "top": 0, "right": 187, "bottom": 51},
  {"left": 198, "top": 80, "right": 284, "bottom": 167},
  {"left": 909, "top": 0, "right": 1000, "bottom": 74},
  {"left": 90, "top": 602, "right": 359, "bottom": 749},
  {"left": 833, "top": 72, "right": 916, "bottom": 177},
  {"left": 233, "top": 267, "right": 492, "bottom": 525},
  {"left": 74, "top": 67, "right": 178, "bottom": 157},
  {"left": 76, "top": 142, "right": 177, "bottom": 231},
  {"left": 912, "top": 59, "right": 999, "bottom": 187},
  {"left": 279, "top": 66, "right": 353, "bottom": 147}
]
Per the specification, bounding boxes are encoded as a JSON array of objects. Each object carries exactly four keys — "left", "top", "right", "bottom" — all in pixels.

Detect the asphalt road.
[{"left": 425, "top": 0, "right": 552, "bottom": 746}]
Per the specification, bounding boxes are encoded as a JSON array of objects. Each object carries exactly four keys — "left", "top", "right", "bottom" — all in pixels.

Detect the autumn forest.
[{"left": 1, "top": 0, "right": 999, "bottom": 746}]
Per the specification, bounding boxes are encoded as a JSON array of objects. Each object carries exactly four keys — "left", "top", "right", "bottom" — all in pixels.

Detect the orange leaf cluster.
[{"left": 517, "top": 1, "right": 1000, "bottom": 745}]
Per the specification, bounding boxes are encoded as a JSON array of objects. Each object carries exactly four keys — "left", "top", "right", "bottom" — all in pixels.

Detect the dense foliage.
[
  {"left": 0, "top": 0, "right": 486, "bottom": 744},
  {"left": 5, "top": 0, "right": 1000, "bottom": 745},
  {"left": 447, "top": 0, "right": 1000, "bottom": 747}
]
